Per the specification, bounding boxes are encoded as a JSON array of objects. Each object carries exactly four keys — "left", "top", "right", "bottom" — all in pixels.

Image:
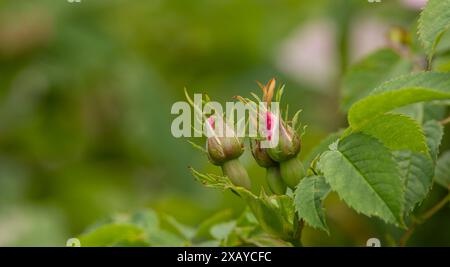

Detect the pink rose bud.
[
  {"left": 267, "top": 120, "right": 301, "bottom": 162},
  {"left": 265, "top": 117, "right": 304, "bottom": 189},
  {"left": 206, "top": 116, "right": 244, "bottom": 165},
  {"left": 205, "top": 116, "right": 251, "bottom": 190}
]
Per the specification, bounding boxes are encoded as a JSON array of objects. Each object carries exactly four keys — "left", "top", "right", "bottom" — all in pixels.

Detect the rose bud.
[
  {"left": 266, "top": 166, "right": 287, "bottom": 195},
  {"left": 279, "top": 156, "right": 305, "bottom": 189},
  {"left": 221, "top": 158, "right": 252, "bottom": 190},
  {"left": 250, "top": 139, "right": 287, "bottom": 195},
  {"left": 205, "top": 116, "right": 251, "bottom": 190},
  {"left": 266, "top": 119, "right": 301, "bottom": 162},
  {"left": 207, "top": 135, "right": 244, "bottom": 165},
  {"left": 265, "top": 114, "right": 305, "bottom": 189},
  {"left": 250, "top": 139, "right": 277, "bottom": 168}
]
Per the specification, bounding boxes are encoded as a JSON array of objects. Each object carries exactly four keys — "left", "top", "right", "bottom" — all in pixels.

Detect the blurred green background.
[{"left": 0, "top": 0, "right": 448, "bottom": 246}]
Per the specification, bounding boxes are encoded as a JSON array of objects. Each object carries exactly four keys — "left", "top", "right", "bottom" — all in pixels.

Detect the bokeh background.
[{"left": 0, "top": 0, "right": 449, "bottom": 246}]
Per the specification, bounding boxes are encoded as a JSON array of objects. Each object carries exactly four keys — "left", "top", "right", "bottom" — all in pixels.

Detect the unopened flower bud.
[
  {"left": 205, "top": 116, "right": 251, "bottom": 190},
  {"left": 205, "top": 116, "right": 244, "bottom": 165},
  {"left": 250, "top": 139, "right": 277, "bottom": 168},
  {"left": 250, "top": 139, "right": 286, "bottom": 194},
  {"left": 207, "top": 136, "right": 244, "bottom": 165},
  {"left": 280, "top": 157, "right": 305, "bottom": 189},
  {"left": 267, "top": 120, "right": 301, "bottom": 163},
  {"left": 266, "top": 166, "right": 287, "bottom": 195},
  {"left": 221, "top": 159, "right": 251, "bottom": 190}
]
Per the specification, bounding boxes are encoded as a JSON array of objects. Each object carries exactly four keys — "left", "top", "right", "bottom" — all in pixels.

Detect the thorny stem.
[{"left": 399, "top": 193, "right": 450, "bottom": 247}]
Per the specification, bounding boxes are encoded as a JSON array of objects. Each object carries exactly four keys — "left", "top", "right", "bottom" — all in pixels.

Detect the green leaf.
[
  {"left": 423, "top": 103, "right": 448, "bottom": 122},
  {"left": 147, "top": 230, "right": 186, "bottom": 247},
  {"left": 236, "top": 209, "right": 259, "bottom": 227},
  {"left": 194, "top": 209, "right": 234, "bottom": 240},
  {"left": 318, "top": 133, "right": 405, "bottom": 226},
  {"left": 163, "top": 215, "right": 196, "bottom": 240},
  {"left": 303, "top": 131, "right": 342, "bottom": 169},
  {"left": 210, "top": 221, "right": 237, "bottom": 240},
  {"left": 242, "top": 190, "right": 294, "bottom": 241},
  {"left": 190, "top": 168, "right": 294, "bottom": 241},
  {"left": 435, "top": 151, "right": 450, "bottom": 190},
  {"left": 394, "top": 151, "right": 434, "bottom": 213},
  {"left": 78, "top": 224, "right": 146, "bottom": 247},
  {"left": 395, "top": 103, "right": 448, "bottom": 125},
  {"left": 394, "top": 120, "right": 445, "bottom": 212},
  {"left": 348, "top": 72, "right": 450, "bottom": 130},
  {"left": 79, "top": 209, "right": 188, "bottom": 247},
  {"left": 242, "top": 235, "right": 293, "bottom": 247},
  {"left": 217, "top": 210, "right": 261, "bottom": 246},
  {"left": 189, "top": 167, "right": 235, "bottom": 190},
  {"left": 393, "top": 103, "right": 424, "bottom": 123},
  {"left": 435, "top": 30, "right": 450, "bottom": 55},
  {"left": 418, "top": 0, "right": 450, "bottom": 60},
  {"left": 423, "top": 120, "right": 444, "bottom": 162},
  {"left": 274, "top": 194, "right": 295, "bottom": 226},
  {"left": 294, "top": 175, "right": 331, "bottom": 233},
  {"left": 434, "top": 53, "right": 450, "bottom": 71},
  {"left": 130, "top": 210, "right": 159, "bottom": 233},
  {"left": 359, "top": 113, "right": 428, "bottom": 154},
  {"left": 341, "top": 49, "right": 412, "bottom": 111},
  {"left": 130, "top": 210, "right": 187, "bottom": 247},
  {"left": 196, "top": 240, "right": 221, "bottom": 247}
]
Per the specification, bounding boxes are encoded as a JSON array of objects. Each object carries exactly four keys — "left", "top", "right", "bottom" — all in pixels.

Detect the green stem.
[
  {"left": 399, "top": 193, "right": 450, "bottom": 246},
  {"left": 420, "top": 193, "right": 450, "bottom": 222},
  {"left": 291, "top": 215, "right": 304, "bottom": 247},
  {"left": 399, "top": 221, "right": 417, "bottom": 247}
]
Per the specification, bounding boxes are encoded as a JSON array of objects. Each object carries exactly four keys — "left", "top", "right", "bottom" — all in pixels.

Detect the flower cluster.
[
  {"left": 187, "top": 78, "right": 306, "bottom": 194},
  {"left": 247, "top": 79, "right": 305, "bottom": 193}
]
